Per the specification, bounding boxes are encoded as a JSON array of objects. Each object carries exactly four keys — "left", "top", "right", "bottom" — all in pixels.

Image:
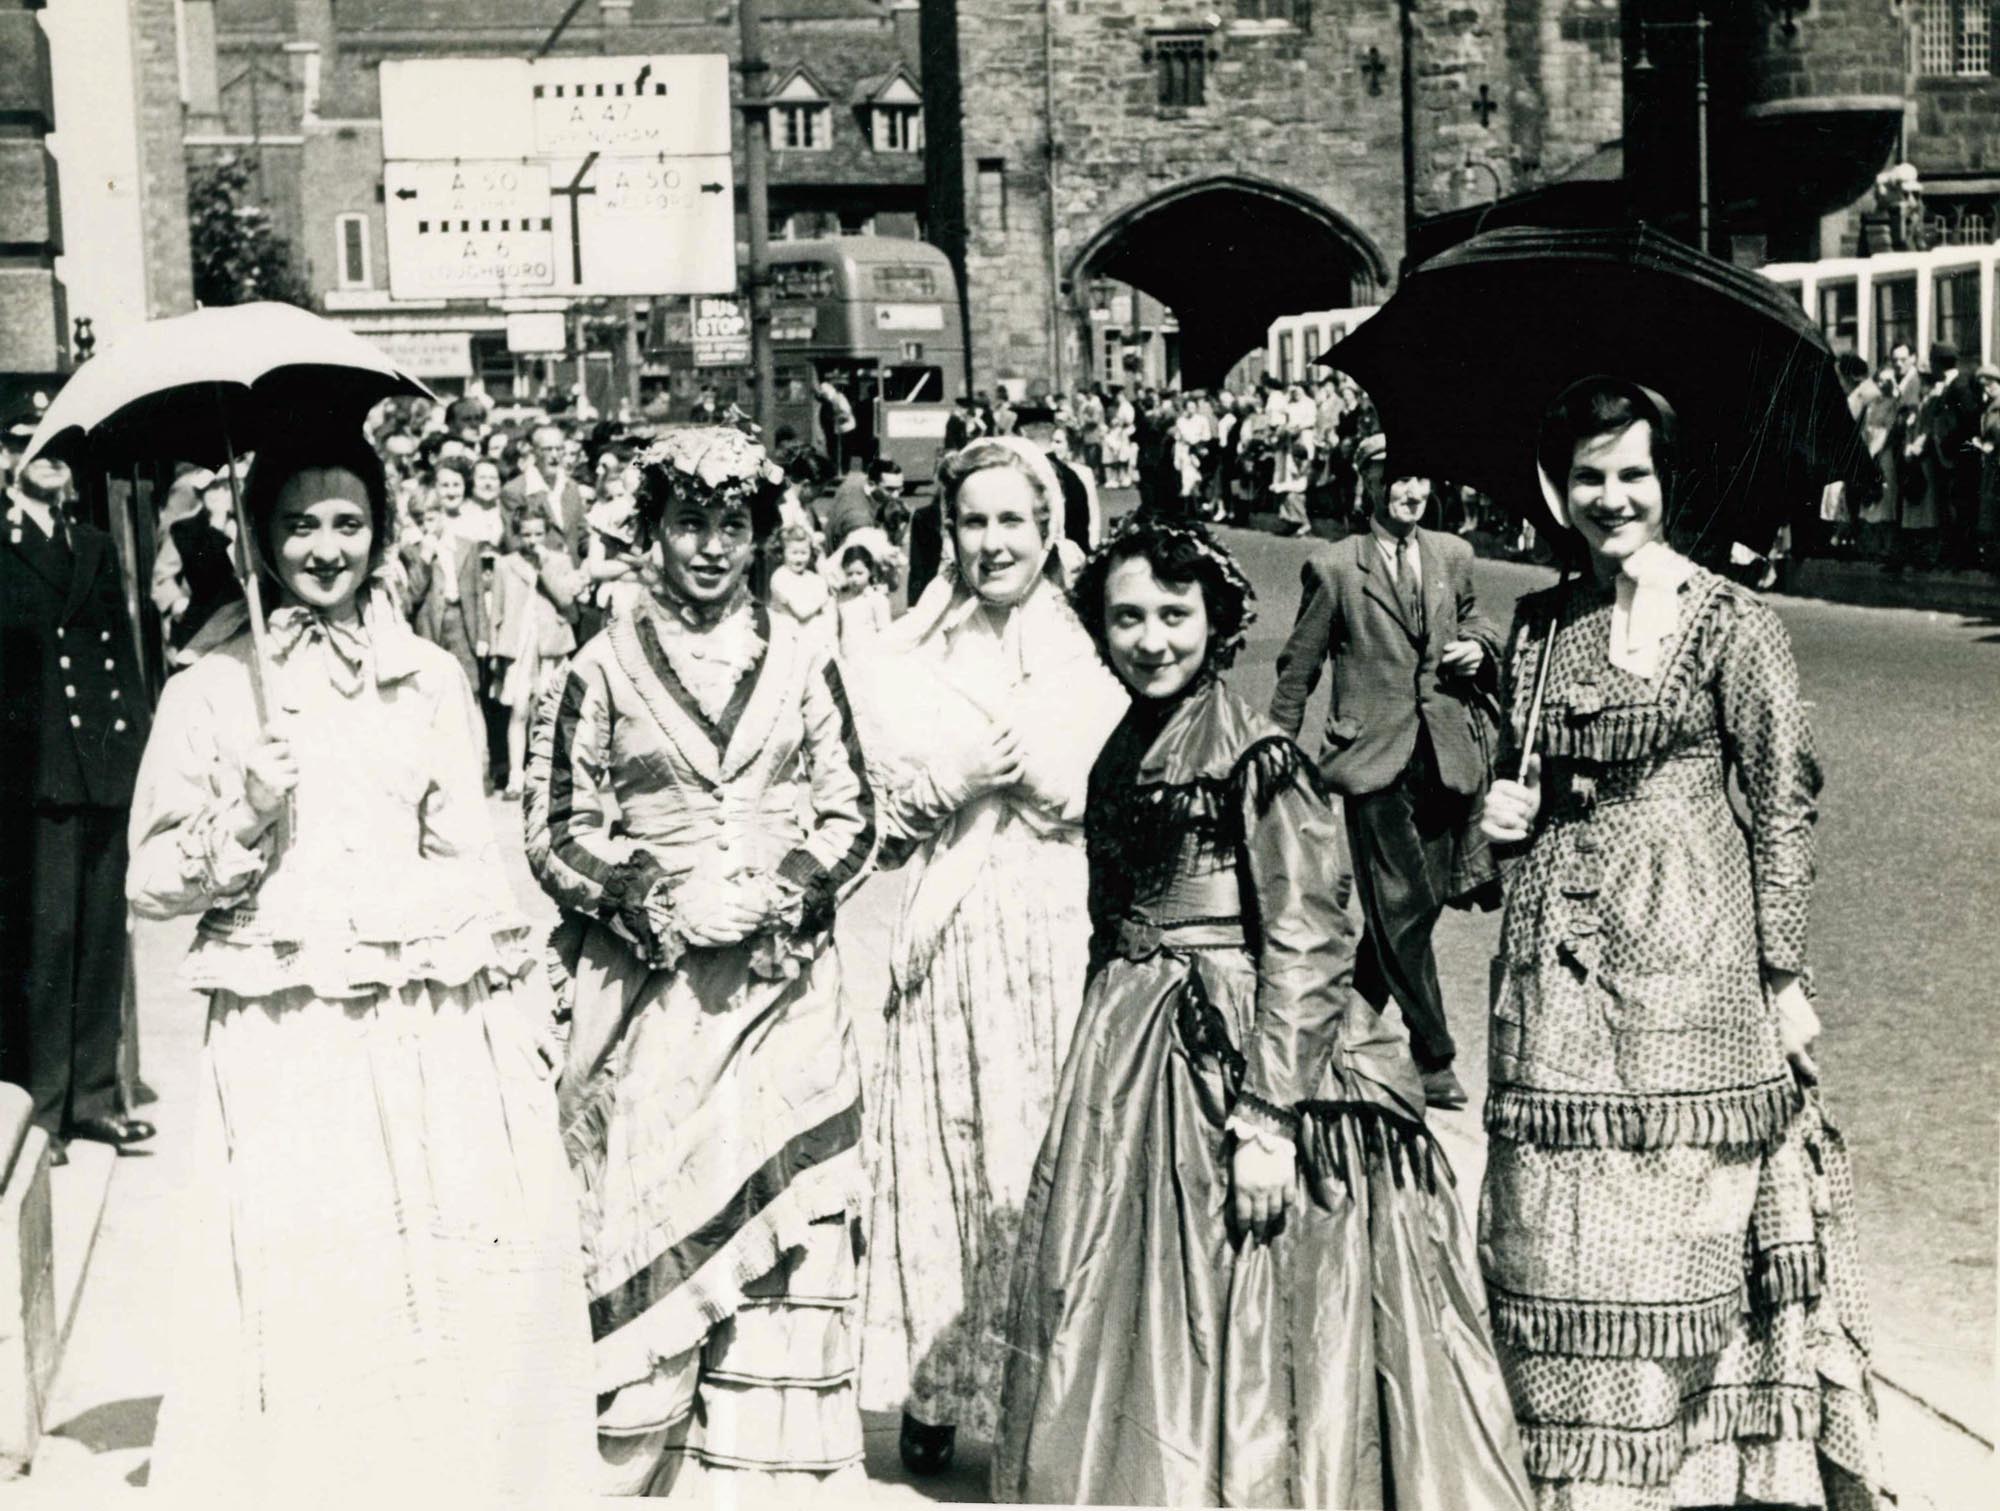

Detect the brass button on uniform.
[
  {"left": 69, "top": 714, "right": 80, "bottom": 728},
  {"left": 114, "top": 718, "right": 127, "bottom": 732}
]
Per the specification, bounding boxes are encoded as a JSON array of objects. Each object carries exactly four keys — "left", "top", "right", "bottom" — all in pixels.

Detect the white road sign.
[
  {"left": 380, "top": 54, "right": 736, "bottom": 299},
  {"left": 384, "top": 161, "right": 558, "bottom": 301}
]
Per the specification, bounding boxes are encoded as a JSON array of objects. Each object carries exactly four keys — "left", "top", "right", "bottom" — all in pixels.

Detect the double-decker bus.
[
  {"left": 765, "top": 236, "right": 965, "bottom": 479},
  {"left": 1759, "top": 242, "right": 1997, "bottom": 369},
  {"left": 1265, "top": 305, "right": 1380, "bottom": 385}
]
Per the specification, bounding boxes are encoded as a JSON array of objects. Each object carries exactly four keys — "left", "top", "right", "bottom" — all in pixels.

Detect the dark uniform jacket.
[{"left": 1, "top": 506, "right": 151, "bottom": 810}]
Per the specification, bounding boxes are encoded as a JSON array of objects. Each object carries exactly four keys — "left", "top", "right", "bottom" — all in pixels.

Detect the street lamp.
[
  {"left": 1634, "top": 6, "right": 1712, "bottom": 254},
  {"left": 1460, "top": 154, "right": 1506, "bottom": 235}
]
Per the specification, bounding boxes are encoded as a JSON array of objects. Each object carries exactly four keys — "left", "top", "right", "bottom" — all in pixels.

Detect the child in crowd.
[
  {"left": 496, "top": 511, "right": 581, "bottom": 798},
  {"left": 767, "top": 523, "right": 833, "bottom": 639},
  {"left": 831, "top": 534, "right": 894, "bottom": 654}
]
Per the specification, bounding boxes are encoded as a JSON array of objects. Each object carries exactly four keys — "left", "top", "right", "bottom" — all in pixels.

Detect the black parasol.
[{"left": 1320, "top": 224, "right": 1867, "bottom": 561}]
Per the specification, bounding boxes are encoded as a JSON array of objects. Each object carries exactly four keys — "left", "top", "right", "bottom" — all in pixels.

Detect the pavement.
[{"left": 15, "top": 513, "right": 1997, "bottom": 1506}]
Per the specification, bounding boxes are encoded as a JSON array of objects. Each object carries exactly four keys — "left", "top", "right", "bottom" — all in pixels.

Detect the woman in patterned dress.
[
  {"left": 1479, "top": 377, "right": 1886, "bottom": 1510},
  {"left": 854, "top": 437, "right": 1127, "bottom": 1476},
  {"left": 130, "top": 433, "right": 593, "bottom": 1502},
  {"left": 992, "top": 519, "right": 1533, "bottom": 1507},
  {"left": 522, "top": 426, "right": 878, "bottom": 1496}
]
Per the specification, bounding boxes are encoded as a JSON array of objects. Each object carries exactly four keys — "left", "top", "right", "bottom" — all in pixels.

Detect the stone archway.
[{"left": 1066, "top": 175, "right": 1391, "bottom": 389}]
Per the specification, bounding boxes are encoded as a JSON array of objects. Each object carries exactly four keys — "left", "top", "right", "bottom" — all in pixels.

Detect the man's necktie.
[{"left": 1397, "top": 535, "right": 1425, "bottom": 639}]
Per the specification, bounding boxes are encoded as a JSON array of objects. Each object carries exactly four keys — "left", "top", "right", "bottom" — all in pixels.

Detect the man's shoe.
[
  {"left": 1421, "top": 1067, "right": 1470, "bottom": 1112},
  {"left": 65, "top": 1115, "right": 156, "bottom": 1150}
]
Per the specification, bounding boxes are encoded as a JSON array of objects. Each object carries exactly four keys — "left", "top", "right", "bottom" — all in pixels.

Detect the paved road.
[{"left": 32, "top": 518, "right": 1997, "bottom": 1499}]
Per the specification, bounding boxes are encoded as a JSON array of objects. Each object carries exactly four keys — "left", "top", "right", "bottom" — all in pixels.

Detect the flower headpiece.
[
  {"left": 1071, "top": 515, "right": 1257, "bottom": 675},
  {"left": 632, "top": 424, "right": 788, "bottom": 544}
]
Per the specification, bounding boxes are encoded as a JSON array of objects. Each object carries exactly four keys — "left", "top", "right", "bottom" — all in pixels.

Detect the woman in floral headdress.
[
  {"left": 993, "top": 518, "right": 1533, "bottom": 1509},
  {"left": 853, "top": 435, "right": 1127, "bottom": 1477},
  {"left": 522, "top": 425, "right": 879, "bottom": 1496}
]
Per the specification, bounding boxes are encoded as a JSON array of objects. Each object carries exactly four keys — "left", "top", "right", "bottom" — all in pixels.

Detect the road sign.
[
  {"left": 379, "top": 55, "right": 736, "bottom": 300},
  {"left": 691, "top": 296, "right": 750, "bottom": 366},
  {"left": 383, "top": 161, "right": 557, "bottom": 301}
]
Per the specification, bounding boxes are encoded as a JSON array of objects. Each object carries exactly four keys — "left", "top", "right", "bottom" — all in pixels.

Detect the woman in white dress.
[
  {"left": 855, "top": 436, "right": 1127, "bottom": 1475},
  {"left": 129, "top": 431, "right": 592, "bottom": 1503}
]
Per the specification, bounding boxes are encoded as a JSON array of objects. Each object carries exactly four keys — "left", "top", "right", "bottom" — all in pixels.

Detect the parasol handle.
[
  {"left": 215, "top": 399, "right": 275, "bottom": 730},
  {"left": 1514, "top": 569, "right": 1567, "bottom": 784}
]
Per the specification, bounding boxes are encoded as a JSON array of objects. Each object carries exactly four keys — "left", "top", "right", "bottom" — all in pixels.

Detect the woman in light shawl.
[{"left": 854, "top": 436, "right": 1127, "bottom": 1476}]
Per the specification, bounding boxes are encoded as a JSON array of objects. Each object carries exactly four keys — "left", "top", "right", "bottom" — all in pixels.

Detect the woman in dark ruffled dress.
[{"left": 992, "top": 519, "right": 1532, "bottom": 1508}]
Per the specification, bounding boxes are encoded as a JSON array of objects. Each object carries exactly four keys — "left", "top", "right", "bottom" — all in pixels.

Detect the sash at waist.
[{"left": 1112, "top": 913, "right": 1246, "bottom": 960}]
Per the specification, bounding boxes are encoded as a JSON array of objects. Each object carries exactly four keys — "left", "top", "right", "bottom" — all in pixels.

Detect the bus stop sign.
[{"left": 380, "top": 55, "right": 735, "bottom": 300}]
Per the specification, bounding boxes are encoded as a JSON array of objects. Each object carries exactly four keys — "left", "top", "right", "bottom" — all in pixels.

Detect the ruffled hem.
[
  {"left": 1489, "top": 1283, "right": 1744, "bottom": 1359},
  {"left": 591, "top": 1150, "right": 870, "bottom": 1396},
  {"left": 182, "top": 916, "right": 538, "bottom": 998},
  {"left": 1486, "top": 1076, "right": 1800, "bottom": 1152},
  {"left": 1521, "top": 1384, "right": 1826, "bottom": 1491}
]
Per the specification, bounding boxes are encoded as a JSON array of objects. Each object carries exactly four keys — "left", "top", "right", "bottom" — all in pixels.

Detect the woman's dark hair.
[
  {"left": 1836, "top": 352, "right": 1870, "bottom": 384},
  {"left": 1535, "top": 376, "right": 1679, "bottom": 562},
  {"left": 431, "top": 457, "right": 471, "bottom": 492},
  {"left": 242, "top": 430, "right": 392, "bottom": 579},
  {"left": 1070, "top": 524, "right": 1254, "bottom": 676}
]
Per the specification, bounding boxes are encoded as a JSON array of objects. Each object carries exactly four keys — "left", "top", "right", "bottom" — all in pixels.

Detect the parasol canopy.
[
  {"left": 1321, "top": 224, "right": 1867, "bottom": 559},
  {"left": 18, "top": 301, "right": 432, "bottom": 472}
]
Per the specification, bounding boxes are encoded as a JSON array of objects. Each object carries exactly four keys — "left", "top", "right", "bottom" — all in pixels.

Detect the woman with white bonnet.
[
  {"left": 855, "top": 434, "right": 1127, "bottom": 1476},
  {"left": 1478, "top": 376, "right": 1885, "bottom": 1509}
]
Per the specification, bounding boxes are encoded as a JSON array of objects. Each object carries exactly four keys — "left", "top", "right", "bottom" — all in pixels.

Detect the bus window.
[
  {"left": 1817, "top": 281, "right": 1858, "bottom": 355},
  {"left": 770, "top": 262, "right": 837, "bottom": 301},
  {"left": 885, "top": 365, "right": 945, "bottom": 404},
  {"left": 1873, "top": 275, "right": 1917, "bottom": 358},
  {"left": 873, "top": 265, "right": 940, "bottom": 299},
  {"left": 1934, "top": 265, "right": 1984, "bottom": 362}
]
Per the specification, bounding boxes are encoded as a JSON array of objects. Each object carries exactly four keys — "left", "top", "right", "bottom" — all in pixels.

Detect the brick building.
[{"left": 193, "top": 0, "right": 928, "bottom": 399}]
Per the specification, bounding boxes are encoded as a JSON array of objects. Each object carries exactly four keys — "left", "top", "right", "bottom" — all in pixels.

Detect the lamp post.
[{"left": 1634, "top": 6, "right": 1712, "bottom": 254}]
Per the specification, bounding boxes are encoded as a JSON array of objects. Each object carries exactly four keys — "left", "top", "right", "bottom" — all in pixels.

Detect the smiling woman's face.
[
  {"left": 660, "top": 496, "right": 755, "bottom": 604},
  {"left": 271, "top": 467, "right": 373, "bottom": 618},
  {"left": 1567, "top": 420, "right": 1664, "bottom": 569},
  {"left": 952, "top": 466, "right": 1045, "bottom": 604}
]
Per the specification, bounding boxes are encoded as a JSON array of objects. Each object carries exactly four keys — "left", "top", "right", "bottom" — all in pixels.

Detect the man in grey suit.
[{"left": 1269, "top": 433, "right": 1499, "bottom": 1108}]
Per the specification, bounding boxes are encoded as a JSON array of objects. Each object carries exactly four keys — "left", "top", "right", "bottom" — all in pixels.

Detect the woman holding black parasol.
[{"left": 1478, "top": 377, "right": 1885, "bottom": 1509}]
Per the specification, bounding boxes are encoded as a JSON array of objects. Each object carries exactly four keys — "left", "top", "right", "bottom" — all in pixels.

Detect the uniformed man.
[{"left": 1, "top": 447, "right": 156, "bottom": 1165}]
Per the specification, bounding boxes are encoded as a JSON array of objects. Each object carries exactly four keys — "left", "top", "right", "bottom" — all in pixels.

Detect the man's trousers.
[
  {"left": 1342, "top": 750, "right": 1465, "bottom": 1075},
  {"left": 1, "top": 805, "right": 129, "bottom": 1134}
]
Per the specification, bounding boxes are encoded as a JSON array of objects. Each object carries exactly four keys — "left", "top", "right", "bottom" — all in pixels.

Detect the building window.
[
  {"left": 1154, "top": 35, "right": 1209, "bottom": 107},
  {"left": 1235, "top": 0, "right": 1308, "bottom": 25},
  {"left": 335, "top": 213, "right": 370, "bottom": 290},
  {"left": 771, "top": 103, "right": 831, "bottom": 151},
  {"left": 1919, "top": 2, "right": 1994, "bottom": 76},
  {"left": 839, "top": 210, "right": 877, "bottom": 236},
  {"left": 976, "top": 158, "right": 1007, "bottom": 233},
  {"left": 873, "top": 105, "right": 922, "bottom": 153},
  {"left": 1277, "top": 331, "right": 1296, "bottom": 383}
]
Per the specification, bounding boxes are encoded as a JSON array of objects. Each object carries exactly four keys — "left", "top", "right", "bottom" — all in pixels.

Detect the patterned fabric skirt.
[
  {"left": 559, "top": 920, "right": 868, "bottom": 1489},
  {"left": 1480, "top": 1095, "right": 1885, "bottom": 1510},
  {"left": 859, "top": 824, "right": 1091, "bottom": 1440},
  {"left": 596, "top": 1213, "right": 866, "bottom": 1497},
  {"left": 149, "top": 975, "right": 595, "bottom": 1503}
]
